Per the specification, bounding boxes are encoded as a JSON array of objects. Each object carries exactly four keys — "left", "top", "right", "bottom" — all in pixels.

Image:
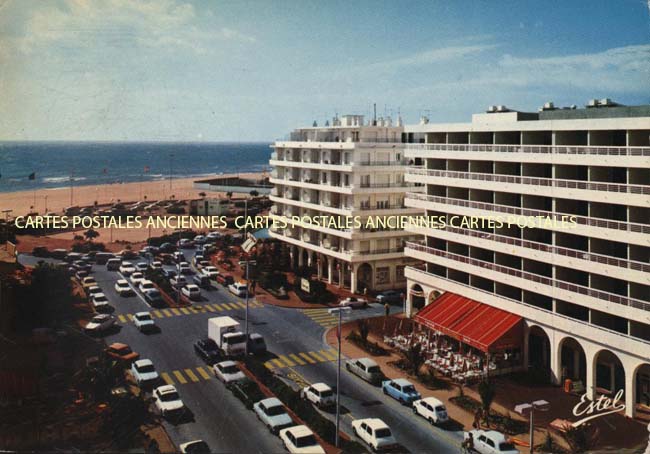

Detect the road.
[{"left": 20, "top": 252, "right": 463, "bottom": 453}]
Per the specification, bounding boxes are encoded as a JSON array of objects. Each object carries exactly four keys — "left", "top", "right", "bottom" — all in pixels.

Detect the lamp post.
[
  {"left": 514, "top": 399, "right": 549, "bottom": 454},
  {"left": 328, "top": 305, "right": 352, "bottom": 448}
]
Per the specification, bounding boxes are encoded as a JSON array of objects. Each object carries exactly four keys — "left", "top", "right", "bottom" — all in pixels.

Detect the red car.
[{"left": 105, "top": 342, "right": 140, "bottom": 365}]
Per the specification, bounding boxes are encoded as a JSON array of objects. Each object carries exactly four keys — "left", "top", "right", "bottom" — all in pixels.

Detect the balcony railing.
[
  {"left": 354, "top": 246, "right": 404, "bottom": 255},
  {"left": 405, "top": 241, "right": 650, "bottom": 312},
  {"left": 407, "top": 168, "right": 650, "bottom": 195},
  {"left": 358, "top": 204, "right": 407, "bottom": 211},
  {"left": 406, "top": 193, "right": 650, "bottom": 235},
  {"left": 359, "top": 182, "right": 415, "bottom": 188},
  {"left": 407, "top": 266, "right": 650, "bottom": 346},
  {"left": 406, "top": 143, "right": 650, "bottom": 157},
  {"left": 431, "top": 225, "right": 650, "bottom": 274},
  {"left": 356, "top": 160, "right": 409, "bottom": 166}
]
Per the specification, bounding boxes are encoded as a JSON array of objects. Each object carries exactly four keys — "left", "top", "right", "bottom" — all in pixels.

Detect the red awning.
[{"left": 414, "top": 292, "right": 522, "bottom": 353}]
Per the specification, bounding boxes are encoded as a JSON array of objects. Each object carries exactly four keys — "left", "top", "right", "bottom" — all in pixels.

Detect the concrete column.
[
  {"left": 317, "top": 256, "right": 323, "bottom": 279},
  {"left": 327, "top": 260, "right": 334, "bottom": 284},
  {"left": 573, "top": 349, "right": 580, "bottom": 380},
  {"left": 350, "top": 267, "right": 357, "bottom": 294},
  {"left": 586, "top": 353, "right": 597, "bottom": 400},
  {"left": 550, "top": 337, "right": 561, "bottom": 385},
  {"left": 298, "top": 248, "right": 304, "bottom": 267},
  {"left": 625, "top": 365, "right": 636, "bottom": 418},
  {"left": 307, "top": 252, "right": 313, "bottom": 268},
  {"left": 522, "top": 325, "right": 530, "bottom": 372},
  {"left": 338, "top": 266, "right": 344, "bottom": 288}
]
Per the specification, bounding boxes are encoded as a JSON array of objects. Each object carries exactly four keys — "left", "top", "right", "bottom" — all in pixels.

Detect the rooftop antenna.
[{"left": 373, "top": 103, "right": 377, "bottom": 126}]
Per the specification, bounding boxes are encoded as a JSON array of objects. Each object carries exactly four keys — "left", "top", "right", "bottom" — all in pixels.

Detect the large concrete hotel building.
[
  {"left": 402, "top": 101, "right": 650, "bottom": 418},
  {"left": 268, "top": 114, "right": 422, "bottom": 292}
]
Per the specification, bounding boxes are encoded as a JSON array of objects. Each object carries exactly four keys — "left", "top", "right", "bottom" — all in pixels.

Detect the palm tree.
[
  {"left": 478, "top": 380, "right": 496, "bottom": 427},
  {"left": 84, "top": 228, "right": 100, "bottom": 242}
]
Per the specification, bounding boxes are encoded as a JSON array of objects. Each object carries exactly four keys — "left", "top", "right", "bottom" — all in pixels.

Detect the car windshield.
[
  {"left": 91, "top": 316, "right": 105, "bottom": 322},
  {"left": 117, "top": 346, "right": 132, "bottom": 354},
  {"left": 147, "top": 290, "right": 160, "bottom": 297},
  {"left": 138, "top": 364, "right": 155, "bottom": 373},
  {"left": 185, "top": 441, "right": 210, "bottom": 454},
  {"left": 403, "top": 385, "right": 416, "bottom": 393},
  {"left": 375, "top": 428, "right": 392, "bottom": 438},
  {"left": 95, "top": 296, "right": 107, "bottom": 302},
  {"left": 500, "top": 442, "right": 516, "bottom": 451},
  {"left": 320, "top": 389, "right": 333, "bottom": 397},
  {"left": 132, "top": 273, "right": 143, "bottom": 278},
  {"left": 225, "top": 334, "right": 246, "bottom": 344},
  {"left": 160, "top": 391, "right": 179, "bottom": 402},
  {"left": 295, "top": 435, "right": 317, "bottom": 447},
  {"left": 137, "top": 314, "right": 152, "bottom": 321},
  {"left": 435, "top": 405, "right": 446, "bottom": 412},
  {"left": 367, "top": 366, "right": 380, "bottom": 373},
  {"left": 118, "top": 282, "right": 128, "bottom": 288},
  {"left": 222, "top": 365, "right": 239, "bottom": 374},
  {"left": 142, "top": 282, "right": 153, "bottom": 288},
  {"left": 265, "top": 404, "right": 286, "bottom": 416}
]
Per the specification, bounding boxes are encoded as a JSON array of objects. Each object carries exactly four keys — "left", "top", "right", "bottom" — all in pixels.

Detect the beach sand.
[{"left": 0, "top": 173, "right": 263, "bottom": 217}]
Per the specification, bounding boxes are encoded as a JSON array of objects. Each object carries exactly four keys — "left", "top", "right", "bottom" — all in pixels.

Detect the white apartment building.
[
  {"left": 268, "top": 114, "right": 423, "bottom": 292},
  {"left": 403, "top": 101, "right": 650, "bottom": 418}
]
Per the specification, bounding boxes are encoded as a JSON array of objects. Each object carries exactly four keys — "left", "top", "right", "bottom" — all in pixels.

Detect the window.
[
  {"left": 376, "top": 267, "right": 389, "bottom": 284},
  {"left": 396, "top": 266, "right": 405, "bottom": 281},
  {"left": 486, "top": 439, "right": 495, "bottom": 448}
]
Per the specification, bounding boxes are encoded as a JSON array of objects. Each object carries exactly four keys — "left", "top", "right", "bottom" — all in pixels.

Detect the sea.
[{"left": 0, "top": 141, "right": 273, "bottom": 193}]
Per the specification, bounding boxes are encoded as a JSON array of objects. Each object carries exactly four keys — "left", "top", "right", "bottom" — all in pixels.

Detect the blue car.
[{"left": 382, "top": 378, "right": 421, "bottom": 405}]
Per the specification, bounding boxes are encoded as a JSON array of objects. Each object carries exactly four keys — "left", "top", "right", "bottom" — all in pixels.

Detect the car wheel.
[
  {"left": 383, "top": 388, "right": 388, "bottom": 395},
  {"left": 345, "top": 363, "right": 351, "bottom": 371},
  {"left": 429, "top": 417, "right": 435, "bottom": 426},
  {"left": 412, "top": 406, "right": 418, "bottom": 414},
  {"left": 353, "top": 427, "right": 358, "bottom": 437},
  {"left": 399, "top": 397, "right": 405, "bottom": 405}
]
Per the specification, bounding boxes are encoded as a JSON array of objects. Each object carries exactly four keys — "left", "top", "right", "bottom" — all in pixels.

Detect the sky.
[{"left": 0, "top": 0, "right": 648, "bottom": 142}]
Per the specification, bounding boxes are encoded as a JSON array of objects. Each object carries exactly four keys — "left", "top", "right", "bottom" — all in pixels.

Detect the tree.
[
  {"left": 73, "top": 234, "right": 84, "bottom": 241},
  {"left": 478, "top": 380, "right": 496, "bottom": 428},
  {"left": 249, "top": 190, "right": 259, "bottom": 197},
  {"left": 357, "top": 319, "right": 370, "bottom": 344},
  {"left": 84, "top": 228, "right": 100, "bottom": 241},
  {"left": 401, "top": 342, "right": 426, "bottom": 376}
]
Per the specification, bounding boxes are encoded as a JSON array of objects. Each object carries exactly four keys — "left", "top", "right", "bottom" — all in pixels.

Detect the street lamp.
[
  {"left": 514, "top": 399, "right": 549, "bottom": 454},
  {"left": 328, "top": 305, "right": 352, "bottom": 448},
  {"left": 238, "top": 258, "right": 257, "bottom": 354}
]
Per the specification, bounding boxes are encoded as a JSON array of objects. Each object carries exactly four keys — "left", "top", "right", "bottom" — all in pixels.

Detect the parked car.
[
  {"left": 192, "top": 255, "right": 204, "bottom": 267},
  {"left": 159, "top": 242, "right": 176, "bottom": 253},
  {"left": 162, "top": 268, "right": 177, "bottom": 279},
  {"left": 139, "top": 279, "right": 155, "bottom": 292},
  {"left": 202, "top": 266, "right": 218, "bottom": 279},
  {"left": 115, "top": 279, "right": 134, "bottom": 296},
  {"left": 139, "top": 246, "right": 159, "bottom": 255},
  {"left": 228, "top": 282, "right": 248, "bottom": 297},
  {"left": 130, "top": 272, "right": 145, "bottom": 285},
  {"left": 339, "top": 296, "right": 368, "bottom": 309},
  {"left": 135, "top": 262, "right": 149, "bottom": 272},
  {"left": 375, "top": 290, "right": 403, "bottom": 304},
  {"left": 73, "top": 260, "right": 92, "bottom": 273},
  {"left": 178, "top": 238, "right": 194, "bottom": 249},
  {"left": 254, "top": 397, "right": 293, "bottom": 435},
  {"left": 178, "top": 262, "right": 193, "bottom": 275},
  {"left": 91, "top": 293, "right": 111, "bottom": 311},
  {"left": 131, "top": 359, "right": 160, "bottom": 387},
  {"left": 346, "top": 357, "right": 384, "bottom": 384},
  {"left": 194, "top": 338, "right": 220, "bottom": 364},
  {"left": 382, "top": 378, "right": 421, "bottom": 405},
  {"left": 216, "top": 274, "right": 234, "bottom": 287},
  {"left": 213, "top": 360, "right": 245, "bottom": 384},
  {"left": 192, "top": 274, "right": 211, "bottom": 288},
  {"left": 413, "top": 397, "right": 449, "bottom": 425},
  {"left": 149, "top": 260, "right": 163, "bottom": 270},
  {"left": 179, "top": 440, "right": 210, "bottom": 454},
  {"left": 95, "top": 252, "right": 116, "bottom": 265},
  {"left": 279, "top": 425, "right": 324, "bottom": 454},
  {"left": 181, "top": 284, "right": 201, "bottom": 301},
  {"left": 87, "top": 285, "right": 102, "bottom": 296},
  {"left": 300, "top": 382, "right": 335, "bottom": 408},
  {"left": 143, "top": 289, "right": 165, "bottom": 307},
  {"left": 172, "top": 251, "right": 185, "bottom": 262},
  {"left": 133, "top": 312, "right": 156, "bottom": 332},
  {"left": 351, "top": 418, "right": 398, "bottom": 452},
  {"left": 84, "top": 314, "right": 116, "bottom": 334},
  {"left": 247, "top": 333, "right": 267, "bottom": 355},
  {"left": 170, "top": 275, "right": 187, "bottom": 288},
  {"left": 32, "top": 246, "right": 49, "bottom": 257},
  {"left": 106, "top": 258, "right": 121, "bottom": 271},
  {"left": 464, "top": 430, "right": 520, "bottom": 454},
  {"left": 75, "top": 270, "right": 89, "bottom": 281},
  {"left": 193, "top": 235, "right": 206, "bottom": 244},
  {"left": 81, "top": 276, "right": 97, "bottom": 289},
  {"left": 153, "top": 385, "right": 185, "bottom": 418},
  {"left": 119, "top": 261, "right": 136, "bottom": 276},
  {"left": 105, "top": 342, "right": 139, "bottom": 365}
]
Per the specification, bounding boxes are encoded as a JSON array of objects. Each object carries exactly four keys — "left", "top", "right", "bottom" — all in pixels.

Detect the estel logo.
[{"left": 571, "top": 390, "right": 625, "bottom": 427}]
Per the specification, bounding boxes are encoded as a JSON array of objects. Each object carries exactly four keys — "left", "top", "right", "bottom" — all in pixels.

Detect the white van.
[{"left": 228, "top": 282, "right": 248, "bottom": 297}]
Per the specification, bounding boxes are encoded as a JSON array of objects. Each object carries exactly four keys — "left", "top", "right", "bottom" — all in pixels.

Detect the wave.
[{"left": 42, "top": 176, "right": 87, "bottom": 183}]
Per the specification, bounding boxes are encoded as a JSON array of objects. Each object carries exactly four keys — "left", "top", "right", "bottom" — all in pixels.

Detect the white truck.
[{"left": 207, "top": 316, "right": 247, "bottom": 357}]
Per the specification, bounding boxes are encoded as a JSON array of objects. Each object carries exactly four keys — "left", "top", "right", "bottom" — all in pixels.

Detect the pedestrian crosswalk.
[
  {"left": 116, "top": 300, "right": 264, "bottom": 323},
  {"left": 301, "top": 308, "right": 338, "bottom": 327},
  {"left": 160, "top": 365, "right": 214, "bottom": 386},
  {"left": 264, "top": 349, "right": 339, "bottom": 370}
]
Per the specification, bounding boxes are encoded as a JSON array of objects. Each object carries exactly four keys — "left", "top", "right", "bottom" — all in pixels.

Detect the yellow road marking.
[
  {"left": 264, "top": 362, "right": 275, "bottom": 370},
  {"left": 152, "top": 310, "right": 163, "bottom": 318},
  {"left": 277, "top": 355, "right": 295, "bottom": 367},
  {"left": 180, "top": 307, "right": 191, "bottom": 315},
  {"left": 162, "top": 309, "right": 172, "bottom": 317},
  {"left": 299, "top": 352, "right": 317, "bottom": 364},
  {"left": 173, "top": 370, "right": 188, "bottom": 384},
  {"left": 289, "top": 354, "right": 306, "bottom": 365},
  {"left": 171, "top": 308, "right": 181, "bottom": 316},
  {"left": 184, "top": 368, "right": 200, "bottom": 382},
  {"left": 271, "top": 359, "right": 285, "bottom": 368},
  {"left": 235, "top": 302, "right": 246, "bottom": 309},
  {"left": 307, "top": 351, "right": 326, "bottom": 362},
  {"left": 127, "top": 314, "right": 134, "bottom": 321},
  {"left": 203, "top": 304, "right": 215, "bottom": 311},
  {"left": 320, "top": 349, "right": 337, "bottom": 361},
  {"left": 118, "top": 315, "right": 127, "bottom": 323},
  {"left": 196, "top": 366, "right": 211, "bottom": 380},
  {"left": 161, "top": 372, "right": 174, "bottom": 385},
  {"left": 226, "top": 302, "right": 238, "bottom": 310}
]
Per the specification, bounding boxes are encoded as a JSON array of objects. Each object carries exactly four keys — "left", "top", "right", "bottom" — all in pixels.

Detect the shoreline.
[{"left": 1, "top": 172, "right": 264, "bottom": 217}]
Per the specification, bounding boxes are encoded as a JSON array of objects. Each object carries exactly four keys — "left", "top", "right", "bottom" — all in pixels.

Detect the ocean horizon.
[{"left": 0, "top": 141, "right": 273, "bottom": 193}]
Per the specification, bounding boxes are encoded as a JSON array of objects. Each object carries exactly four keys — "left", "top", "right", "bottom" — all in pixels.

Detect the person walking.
[{"left": 384, "top": 302, "right": 390, "bottom": 317}]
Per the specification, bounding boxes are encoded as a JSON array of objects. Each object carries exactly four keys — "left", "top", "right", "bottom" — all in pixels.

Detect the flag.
[
  {"left": 143, "top": 166, "right": 150, "bottom": 173},
  {"left": 28, "top": 172, "right": 35, "bottom": 180}
]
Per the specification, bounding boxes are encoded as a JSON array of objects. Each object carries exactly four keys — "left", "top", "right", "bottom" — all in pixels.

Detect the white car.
[
  {"left": 149, "top": 261, "right": 163, "bottom": 270},
  {"left": 177, "top": 262, "right": 192, "bottom": 275},
  {"left": 133, "top": 312, "right": 156, "bottom": 332},
  {"left": 91, "top": 293, "right": 111, "bottom": 311},
  {"left": 153, "top": 385, "right": 185, "bottom": 417},
  {"left": 339, "top": 296, "right": 368, "bottom": 309},
  {"left": 119, "top": 261, "right": 136, "bottom": 276},
  {"left": 170, "top": 275, "right": 187, "bottom": 288},
  {"left": 181, "top": 284, "right": 201, "bottom": 301},
  {"left": 300, "top": 383, "right": 335, "bottom": 408},
  {"left": 84, "top": 314, "right": 116, "bottom": 334},
  {"left": 464, "top": 430, "right": 520, "bottom": 454},
  {"left": 81, "top": 276, "right": 97, "bottom": 289},
  {"left": 351, "top": 418, "right": 398, "bottom": 452},
  {"left": 193, "top": 235, "right": 206, "bottom": 244},
  {"left": 253, "top": 397, "right": 293, "bottom": 435},
  {"left": 229, "top": 282, "right": 248, "bottom": 297},
  {"left": 198, "top": 260, "right": 211, "bottom": 270},
  {"left": 135, "top": 262, "right": 148, "bottom": 272},
  {"left": 213, "top": 360, "right": 246, "bottom": 384},
  {"left": 202, "top": 266, "right": 218, "bottom": 278},
  {"left": 131, "top": 359, "right": 160, "bottom": 386},
  {"left": 130, "top": 272, "right": 145, "bottom": 285},
  {"left": 139, "top": 279, "right": 155, "bottom": 292},
  {"left": 114, "top": 279, "right": 134, "bottom": 296},
  {"left": 179, "top": 440, "right": 210, "bottom": 454},
  {"left": 87, "top": 285, "right": 102, "bottom": 296},
  {"left": 413, "top": 397, "right": 449, "bottom": 425},
  {"left": 279, "top": 425, "right": 325, "bottom": 454}
]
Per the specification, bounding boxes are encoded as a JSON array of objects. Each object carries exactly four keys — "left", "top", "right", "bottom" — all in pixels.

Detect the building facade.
[
  {"left": 402, "top": 101, "right": 650, "bottom": 418},
  {"left": 268, "top": 114, "right": 423, "bottom": 292}
]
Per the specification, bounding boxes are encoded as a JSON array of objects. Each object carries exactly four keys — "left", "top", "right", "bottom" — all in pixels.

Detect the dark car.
[
  {"left": 375, "top": 290, "right": 403, "bottom": 305},
  {"left": 73, "top": 260, "right": 93, "bottom": 273},
  {"left": 144, "top": 289, "right": 165, "bottom": 307},
  {"left": 193, "top": 274, "right": 211, "bottom": 289},
  {"left": 32, "top": 246, "right": 49, "bottom": 257},
  {"left": 159, "top": 242, "right": 176, "bottom": 253},
  {"left": 216, "top": 274, "right": 234, "bottom": 287},
  {"left": 194, "top": 339, "right": 220, "bottom": 364},
  {"left": 162, "top": 269, "right": 177, "bottom": 280}
]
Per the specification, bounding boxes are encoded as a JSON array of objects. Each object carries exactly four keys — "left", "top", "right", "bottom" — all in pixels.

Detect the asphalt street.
[{"left": 20, "top": 252, "right": 462, "bottom": 453}]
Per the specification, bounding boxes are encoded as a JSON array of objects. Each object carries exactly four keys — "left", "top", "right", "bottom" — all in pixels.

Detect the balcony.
[
  {"left": 356, "top": 159, "right": 410, "bottom": 166},
  {"left": 405, "top": 241, "right": 650, "bottom": 313},
  {"left": 359, "top": 182, "right": 415, "bottom": 189},
  {"left": 405, "top": 143, "right": 650, "bottom": 156}
]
